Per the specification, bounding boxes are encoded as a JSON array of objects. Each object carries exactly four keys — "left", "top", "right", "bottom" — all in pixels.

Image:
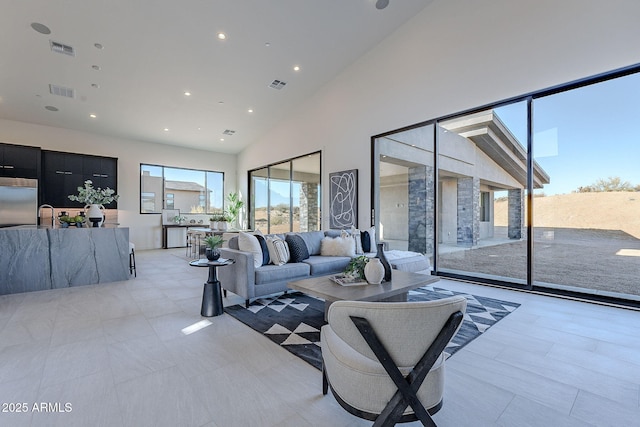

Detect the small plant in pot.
[{"left": 203, "top": 235, "right": 224, "bottom": 261}]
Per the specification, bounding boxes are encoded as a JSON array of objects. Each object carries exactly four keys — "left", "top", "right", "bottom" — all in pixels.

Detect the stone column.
[
  {"left": 299, "top": 183, "right": 318, "bottom": 232},
  {"left": 457, "top": 177, "right": 479, "bottom": 247},
  {"left": 508, "top": 188, "right": 524, "bottom": 239},
  {"left": 407, "top": 165, "right": 434, "bottom": 256}
]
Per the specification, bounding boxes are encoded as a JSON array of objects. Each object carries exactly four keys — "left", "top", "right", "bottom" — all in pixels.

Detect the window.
[
  {"left": 249, "top": 152, "right": 321, "bottom": 233},
  {"left": 140, "top": 164, "right": 224, "bottom": 214},
  {"left": 141, "top": 192, "right": 156, "bottom": 212},
  {"left": 480, "top": 192, "right": 490, "bottom": 222}
]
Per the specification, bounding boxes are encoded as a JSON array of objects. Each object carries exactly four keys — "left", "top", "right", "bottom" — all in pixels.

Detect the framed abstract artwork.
[{"left": 329, "top": 169, "right": 358, "bottom": 229}]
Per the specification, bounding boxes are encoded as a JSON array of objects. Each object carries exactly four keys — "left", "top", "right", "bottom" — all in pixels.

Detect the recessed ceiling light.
[
  {"left": 197, "top": 127, "right": 201, "bottom": 131},
  {"left": 91, "top": 83, "right": 100, "bottom": 88},
  {"left": 218, "top": 101, "right": 224, "bottom": 104},
  {"left": 220, "top": 138, "right": 224, "bottom": 142},
  {"left": 163, "top": 128, "right": 169, "bottom": 132},
  {"left": 217, "top": 32, "right": 226, "bottom": 40},
  {"left": 293, "top": 66, "right": 300, "bottom": 72},
  {"left": 248, "top": 109, "right": 253, "bottom": 113},
  {"left": 89, "top": 114, "right": 97, "bottom": 119},
  {"left": 91, "top": 65, "right": 101, "bottom": 71},
  {"left": 94, "top": 43, "right": 103, "bottom": 49},
  {"left": 184, "top": 91, "right": 191, "bottom": 96},
  {"left": 265, "top": 42, "right": 271, "bottom": 47},
  {"left": 31, "top": 22, "right": 51, "bottom": 35},
  {"left": 44, "top": 106, "right": 58, "bottom": 111}
]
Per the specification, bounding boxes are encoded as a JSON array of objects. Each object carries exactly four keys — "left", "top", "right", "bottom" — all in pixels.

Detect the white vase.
[
  {"left": 364, "top": 258, "right": 385, "bottom": 284},
  {"left": 210, "top": 221, "right": 218, "bottom": 230},
  {"left": 218, "top": 222, "right": 228, "bottom": 231},
  {"left": 85, "top": 204, "right": 105, "bottom": 227}
]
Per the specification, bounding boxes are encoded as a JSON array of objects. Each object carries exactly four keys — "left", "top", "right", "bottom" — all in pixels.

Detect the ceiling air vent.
[
  {"left": 222, "top": 129, "right": 236, "bottom": 136},
  {"left": 50, "top": 40, "right": 75, "bottom": 56},
  {"left": 268, "top": 79, "right": 287, "bottom": 90},
  {"left": 49, "top": 84, "right": 75, "bottom": 98}
]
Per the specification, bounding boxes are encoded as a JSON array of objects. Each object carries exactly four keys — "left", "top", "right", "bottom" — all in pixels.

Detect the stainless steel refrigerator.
[{"left": 0, "top": 177, "right": 38, "bottom": 227}]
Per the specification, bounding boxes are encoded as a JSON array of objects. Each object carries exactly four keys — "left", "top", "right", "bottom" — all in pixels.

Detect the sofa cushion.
[
  {"left": 303, "top": 255, "right": 351, "bottom": 276},
  {"left": 266, "top": 236, "right": 290, "bottom": 265},
  {"left": 255, "top": 263, "right": 310, "bottom": 285},
  {"left": 321, "top": 236, "right": 355, "bottom": 257},
  {"left": 294, "top": 231, "right": 325, "bottom": 256},
  {"left": 286, "top": 234, "right": 310, "bottom": 262},
  {"left": 238, "top": 231, "right": 264, "bottom": 268}
]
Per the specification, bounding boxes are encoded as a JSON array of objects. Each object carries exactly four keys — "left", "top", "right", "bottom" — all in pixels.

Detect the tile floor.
[{"left": 0, "top": 248, "right": 639, "bottom": 426}]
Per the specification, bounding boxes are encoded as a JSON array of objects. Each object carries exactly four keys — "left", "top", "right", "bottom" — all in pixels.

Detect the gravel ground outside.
[{"left": 437, "top": 227, "right": 640, "bottom": 298}]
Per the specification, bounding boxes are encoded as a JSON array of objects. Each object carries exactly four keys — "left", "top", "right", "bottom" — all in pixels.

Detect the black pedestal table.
[{"left": 189, "top": 258, "right": 235, "bottom": 317}]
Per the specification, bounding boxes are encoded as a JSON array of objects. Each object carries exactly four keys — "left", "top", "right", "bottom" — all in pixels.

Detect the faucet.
[{"left": 38, "top": 204, "right": 55, "bottom": 227}]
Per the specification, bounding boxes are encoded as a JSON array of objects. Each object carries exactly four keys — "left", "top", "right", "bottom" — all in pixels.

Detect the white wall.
[
  {"left": 0, "top": 119, "right": 236, "bottom": 249},
  {"left": 237, "top": 0, "right": 640, "bottom": 230}
]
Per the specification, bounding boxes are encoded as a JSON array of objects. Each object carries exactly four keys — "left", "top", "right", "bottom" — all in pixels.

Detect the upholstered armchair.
[{"left": 321, "top": 296, "right": 467, "bottom": 426}]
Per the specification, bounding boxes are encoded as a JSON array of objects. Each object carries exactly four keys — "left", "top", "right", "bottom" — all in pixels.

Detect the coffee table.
[{"left": 288, "top": 270, "right": 440, "bottom": 320}]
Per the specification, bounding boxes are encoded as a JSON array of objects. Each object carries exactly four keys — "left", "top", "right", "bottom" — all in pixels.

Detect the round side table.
[{"left": 189, "top": 258, "right": 235, "bottom": 317}]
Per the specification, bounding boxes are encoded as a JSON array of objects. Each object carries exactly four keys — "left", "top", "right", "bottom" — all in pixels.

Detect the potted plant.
[
  {"left": 203, "top": 235, "right": 224, "bottom": 261},
  {"left": 225, "top": 192, "right": 244, "bottom": 229},
  {"left": 344, "top": 255, "right": 370, "bottom": 281},
  {"left": 209, "top": 212, "right": 224, "bottom": 230},
  {"left": 68, "top": 180, "right": 119, "bottom": 227},
  {"left": 218, "top": 214, "right": 229, "bottom": 231},
  {"left": 173, "top": 215, "right": 187, "bottom": 225}
]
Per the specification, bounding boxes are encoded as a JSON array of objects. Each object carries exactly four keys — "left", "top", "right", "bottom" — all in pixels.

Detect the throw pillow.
[
  {"left": 286, "top": 234, "right": 309, "bottom": 263},
  {"left": 365, "top": 226, "right": 377, "bottom": 252},
  {"left": 361, "top": 230, "right": 371, "bottom": 253},
  {"left": 254, "top": 234, "right": 270, "bottom": 266},
  {"left": 266, "top": 236, "right": 290, "bottom": 266},
  {"left": 238, "top": 231, "right": 263, "bottom": 268},
  {"left": 320, "top": 236, "right": 356, "bottom": 257}
]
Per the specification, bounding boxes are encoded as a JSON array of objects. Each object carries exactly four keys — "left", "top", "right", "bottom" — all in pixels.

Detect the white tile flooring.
[{"left": 0, "top": 248, "right": 639, "bottom": 427}]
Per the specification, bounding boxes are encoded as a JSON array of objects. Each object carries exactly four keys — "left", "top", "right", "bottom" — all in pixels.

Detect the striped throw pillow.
[{"left": 266, "top": 236, "right": 290, "bottom": 266}]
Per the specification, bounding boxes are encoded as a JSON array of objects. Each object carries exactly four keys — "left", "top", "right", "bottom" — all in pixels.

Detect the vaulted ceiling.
[{"left": 0, "top": 0, "right": 431, "bottom": 154}]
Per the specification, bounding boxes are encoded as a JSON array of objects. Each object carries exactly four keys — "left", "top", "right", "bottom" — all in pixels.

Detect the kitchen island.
[{"left": 0, "top": 226, "right": 129, "bottom": 295}]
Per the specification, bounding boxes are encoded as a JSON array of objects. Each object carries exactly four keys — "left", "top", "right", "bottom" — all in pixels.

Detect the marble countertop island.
[{"left": 0, "top": 226, "right": 130, "bottom": 295}]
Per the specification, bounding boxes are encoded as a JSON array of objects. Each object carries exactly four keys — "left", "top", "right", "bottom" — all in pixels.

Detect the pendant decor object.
[
  {"left": 376, "top": 243, "right": 392, "bottom": 282},
  {"left": 85, "top": 204, "right": 105, "bottom": 227},
  {"left": 206, "top": 248, "right": 220, "bottom": 261},
  {"left": 364, "top": 257, "right": 385, "bottom": 284}
]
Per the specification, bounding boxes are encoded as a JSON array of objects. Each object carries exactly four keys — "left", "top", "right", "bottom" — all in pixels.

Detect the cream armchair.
[{"left": 321, "top": 296, "right": 467, "bottom": 426}]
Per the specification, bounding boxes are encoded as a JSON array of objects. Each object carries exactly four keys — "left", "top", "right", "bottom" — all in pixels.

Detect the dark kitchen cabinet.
[
  {"left": 0, "top": 143, "right": 40, "bottom": 179},
  {"left": 42, "top": 151, "right": 117, "bottom": 208}
]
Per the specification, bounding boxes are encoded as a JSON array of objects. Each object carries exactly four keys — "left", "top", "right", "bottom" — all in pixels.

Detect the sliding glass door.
[
  {"left": 435, "top": 103, "right": 531, "bottom": 285},
  {"left": 249, "top": 152, "right": 321, "bottom": 234},
  {"left": 532, "top": 72, "right": 640, "bottom": 298},
  {"left": 372, "top": 65, "right": 640, "bottom": 304}
]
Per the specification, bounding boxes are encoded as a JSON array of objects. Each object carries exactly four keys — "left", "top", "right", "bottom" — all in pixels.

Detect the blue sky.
[{"left": 495, "top": 72, "right": 640, "bottom": 195}]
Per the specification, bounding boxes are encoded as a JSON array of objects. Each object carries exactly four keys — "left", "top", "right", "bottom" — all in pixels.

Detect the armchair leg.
[
  {"left": 245, "top": 299, "right": 250, "bottom": 308},
  {"left": 322, "top": 365, "right": 328, "bottom": 395}
]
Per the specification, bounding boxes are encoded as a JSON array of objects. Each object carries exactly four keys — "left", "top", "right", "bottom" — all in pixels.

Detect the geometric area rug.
[{"left": 225, "top": 286, "right": 520, "bottom": 371}]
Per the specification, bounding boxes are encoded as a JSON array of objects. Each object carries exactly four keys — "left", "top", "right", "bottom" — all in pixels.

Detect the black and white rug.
[{"left": 225, "top": 286, "right": 520, "bottom": 370}]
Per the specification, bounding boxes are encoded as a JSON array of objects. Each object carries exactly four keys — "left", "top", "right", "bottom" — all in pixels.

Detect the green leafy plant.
[
  {"left": 203, "top": 235, "right": 224, "bottom": 249},
  {"left": 68, "top": 180, "right": 119, "bottom": 205},
  {"left": 173, "top": 215, "right": 187, "bottom": 223},
  {"left": 344, "top": 255, "right": 370, "bottom": 279},
  {"left": 225, "top": 192, "right": 244, "bottom": 225},
  {"left": 209, "top": 212, "right": 225, "bottom": 222}
]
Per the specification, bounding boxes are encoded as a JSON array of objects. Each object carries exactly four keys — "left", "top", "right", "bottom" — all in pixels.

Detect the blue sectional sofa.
[{"left": 218, "top": 230, "right": 430, "bottom": 307}]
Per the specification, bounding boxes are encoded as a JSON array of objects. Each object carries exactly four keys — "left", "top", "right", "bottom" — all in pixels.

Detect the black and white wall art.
[{"left": 329, "top": 169, "right": 358, "bottom": 229}]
